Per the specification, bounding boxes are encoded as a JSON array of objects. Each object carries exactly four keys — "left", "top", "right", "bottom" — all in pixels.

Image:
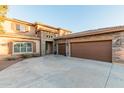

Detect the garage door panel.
[{"left": 71, "top": 41, "right": 112, "bottom": 62}]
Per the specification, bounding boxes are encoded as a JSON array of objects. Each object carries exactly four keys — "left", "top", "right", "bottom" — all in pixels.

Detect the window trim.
[
  {"left": 15, "top": 24, "right": 28, "bottom": 32},
  {"left": 13, "top": 42, "right": 33, "bottom": 54}
]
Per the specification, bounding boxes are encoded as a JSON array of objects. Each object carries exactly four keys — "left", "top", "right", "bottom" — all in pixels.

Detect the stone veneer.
[{"left": 112, "top": 32, "right": 124, "bottom": 63}]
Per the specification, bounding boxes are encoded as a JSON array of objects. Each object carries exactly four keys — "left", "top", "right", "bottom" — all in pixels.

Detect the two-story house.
[{"left": 0, "top": 17, "right": 71, "bottom": 58}]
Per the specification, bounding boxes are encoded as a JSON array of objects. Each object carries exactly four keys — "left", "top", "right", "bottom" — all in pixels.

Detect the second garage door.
[
  {"left": 58, "top": 43, "right": 66, "bottom": 56},
  {"left": 71, "top": 40, "right": 112, "bottom": 62}
]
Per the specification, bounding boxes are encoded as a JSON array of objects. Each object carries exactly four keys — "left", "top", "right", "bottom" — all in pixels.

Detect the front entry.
[{"left": 45, "top": 41, "right": 53, "bottom": 55}]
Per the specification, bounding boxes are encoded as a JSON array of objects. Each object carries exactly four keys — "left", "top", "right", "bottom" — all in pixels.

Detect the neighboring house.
[
  {"left": 55, "top": 26, "right": 124, "bottom": 64},
  {"left": 0, "top": 17, "right": 71, "bottom": 58}
]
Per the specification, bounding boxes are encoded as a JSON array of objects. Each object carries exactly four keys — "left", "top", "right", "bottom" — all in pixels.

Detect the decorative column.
[
  {"left": 53, "top": 40, "right": 57, "bottom": 55},
  {"left": 112, "top": 32, "right": 124, "bottom": 63},
  {"left": 65, "top": 40, "right": 67, "bottom": 56},
  {"left": 65, "top": 40, "right": 70, "bottom": 57},
  {"left": 56, "top": 41, "right": 58, "bottom": 55},
  {"left": 68, "top": 41, "right": 71, "bottom": 57}
]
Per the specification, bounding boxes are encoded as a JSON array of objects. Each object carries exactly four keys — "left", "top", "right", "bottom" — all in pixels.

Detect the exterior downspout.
[{"left": 35, "top": 25, "right": 42, "bottom": 56}]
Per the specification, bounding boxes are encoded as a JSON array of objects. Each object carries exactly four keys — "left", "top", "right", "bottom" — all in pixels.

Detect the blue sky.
[{"left": 8, "top": 5, "right": 124, "bottom": 32}]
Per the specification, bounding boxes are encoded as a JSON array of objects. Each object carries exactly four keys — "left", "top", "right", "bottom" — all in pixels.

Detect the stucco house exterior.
[
  {"left": 0, "top": 17, "right": 71, "bottom": 59},
  {"left": 2, "top": 17, "right": 124, "bottom": 64}
]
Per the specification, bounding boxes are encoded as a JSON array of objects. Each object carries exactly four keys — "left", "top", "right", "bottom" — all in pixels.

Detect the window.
[
  {"left": 16, "top": 24, "right": 27, "bottom": 32},
  {"left": 46, "top": 35, "right": 54, "bottom": 38},
  {"left": 16, "top": 24, "right": 20, "bottom": 31},
  {"left": 46, "top": 35, "right": 49, "bottom": 38},
  {"left": 14, "top": 42, "right": 32, "bottom": 54}
]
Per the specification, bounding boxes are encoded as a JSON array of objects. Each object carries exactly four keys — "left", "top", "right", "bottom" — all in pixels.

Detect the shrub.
[
  {"left": 21, "top": 54, "right": 33, "bottom": 58},
  {"left": 32, "top": 54, "right": 40, "bottom": 57},
  {"left": 5, "top": 56, "right": 17, "bottom": 61}
]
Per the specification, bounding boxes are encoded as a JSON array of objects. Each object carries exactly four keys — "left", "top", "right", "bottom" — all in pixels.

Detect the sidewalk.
[{"left": 0, "top": 58, "right": 22, "bottom": 71}]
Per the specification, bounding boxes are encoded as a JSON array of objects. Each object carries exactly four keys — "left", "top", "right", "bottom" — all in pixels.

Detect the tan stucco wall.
[
  {"left": 58, "top": 29, "right": 71, "bottom": 36},
  {"left": 0, "top": 38, "right": 9, "bottom": 55},
  {"left": 36, "top": 25, "right": 58, "bottom": 33},
  {"left": 2, "top": 20, "right": 36, "bottom": 37},
  {"left": 56, "top": 32, "right": 115, "bottom": 43},
  {"left": 2, "top": 20, "right": 13, "bottom": 33}
]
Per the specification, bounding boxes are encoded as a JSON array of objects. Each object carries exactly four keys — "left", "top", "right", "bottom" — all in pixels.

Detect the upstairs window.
[
  {"left": 16, "top": 24, "right": 20, "bottom": 31},
  {"left": 16, "top": 24, "right": 27, "bottom": 32}
]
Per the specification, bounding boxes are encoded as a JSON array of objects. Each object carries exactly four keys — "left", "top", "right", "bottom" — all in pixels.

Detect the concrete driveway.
[{"left": 0, "top": 55, "right": 124, "bottom": 88}]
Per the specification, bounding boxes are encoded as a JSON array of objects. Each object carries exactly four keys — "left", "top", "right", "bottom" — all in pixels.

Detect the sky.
[{"left": 7, "top": 5, "right": 124, "bottom": 32}]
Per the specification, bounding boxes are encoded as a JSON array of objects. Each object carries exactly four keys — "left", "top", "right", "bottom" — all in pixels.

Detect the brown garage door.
[
  {"left": 58, "top": 43, "right": 66, "bottom": 56},
  {"left": 71, "top": 40, "right": 112, "bottom": 62}
]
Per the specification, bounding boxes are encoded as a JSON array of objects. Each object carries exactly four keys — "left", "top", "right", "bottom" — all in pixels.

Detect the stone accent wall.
[
  {"left": 36, "top": 24, "right": 71, "bottom": 56},
  {"left": 39, "top": 30, "right": 57, "bottom": 55},
  {"left": 112, "top": 32, "right": 124, "bottom": 63},
  {"left": 65, "top": 40, "right": 71, "bottom": 56}
]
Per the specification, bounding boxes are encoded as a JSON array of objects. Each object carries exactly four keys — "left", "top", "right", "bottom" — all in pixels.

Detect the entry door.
[
  {"left": 71, "top": 40, "right": 112, "bottom": 62},
  {"left": 46, "top": 42, "right": 53, "bottom": 54}
]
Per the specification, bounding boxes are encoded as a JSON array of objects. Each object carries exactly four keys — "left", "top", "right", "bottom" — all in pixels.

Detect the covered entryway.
[
  {"left": 71, "top": 40, "right": 112, "bottom": 62},
  {"left": 45, "top": 41, "right": 53, "bottom": 55},
  {"left": 58, "top": 43, "right": 66, "bottom": 56}
]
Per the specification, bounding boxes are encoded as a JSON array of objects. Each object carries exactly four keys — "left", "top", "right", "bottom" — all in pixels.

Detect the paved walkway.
[
  {"left": 0, "top": 55, "right": 123, "bottom": 88},
  {"left": 0, "top": 59, "right": 22, "bottom": 71}
]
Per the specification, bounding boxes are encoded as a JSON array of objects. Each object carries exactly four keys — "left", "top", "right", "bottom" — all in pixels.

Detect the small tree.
[
  {"left": 0, "top": 5, "right": 8, "bottom": 34},
  {"left": 0, "top": 16, "right": 5, "bottom": 34}
]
